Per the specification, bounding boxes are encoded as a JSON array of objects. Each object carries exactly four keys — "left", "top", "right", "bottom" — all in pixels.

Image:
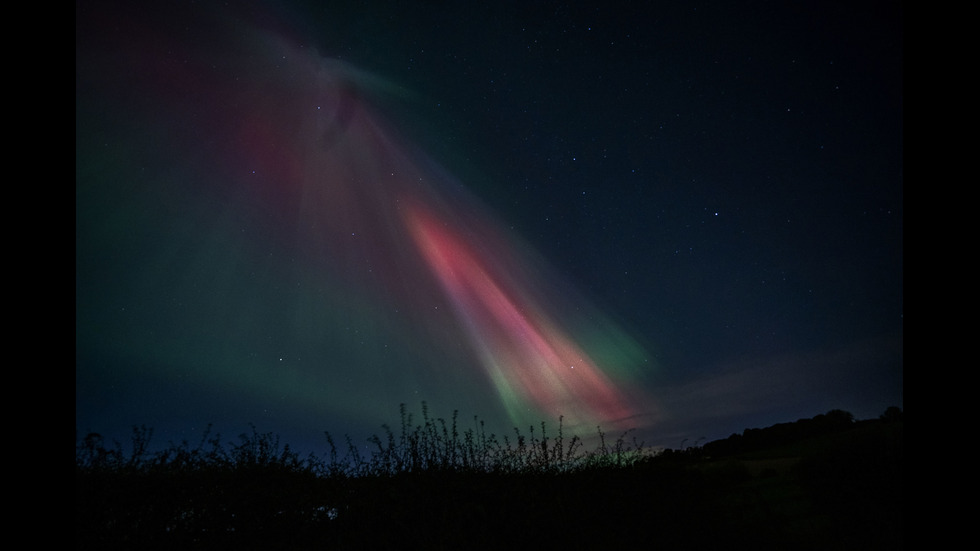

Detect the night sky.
[{"left": 76, "top": 0, "right": 903, "bottom": 455}]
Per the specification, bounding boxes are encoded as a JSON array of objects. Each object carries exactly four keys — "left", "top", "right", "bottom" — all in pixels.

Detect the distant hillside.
[
  {"left": 642, "top": 407, "right": 903, "bottom": 550},
  {"left": 699, "top": 406, "right": 902, "bottom": 458}
]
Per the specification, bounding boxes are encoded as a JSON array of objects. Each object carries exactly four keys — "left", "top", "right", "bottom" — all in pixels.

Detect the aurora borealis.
[{"left": 77, "top": 1, "right": 902, "bottom": 453}]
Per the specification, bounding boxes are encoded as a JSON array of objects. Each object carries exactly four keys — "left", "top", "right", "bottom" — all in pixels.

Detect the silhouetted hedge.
[{"left": 77, "top": 404, "right": 902, "bottom": 550}]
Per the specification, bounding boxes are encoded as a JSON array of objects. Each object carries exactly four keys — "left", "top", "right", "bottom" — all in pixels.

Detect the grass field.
[{"left": 76, "top": 404, "right": 902, "bottom": 549}]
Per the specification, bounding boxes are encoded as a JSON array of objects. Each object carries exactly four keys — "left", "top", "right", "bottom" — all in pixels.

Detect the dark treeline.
[
  {"left": 76, "top": 404, "right": 902, "bottom": 550},
  {"left": 698, "top": 406, "right": 903, "bottom": 459}
]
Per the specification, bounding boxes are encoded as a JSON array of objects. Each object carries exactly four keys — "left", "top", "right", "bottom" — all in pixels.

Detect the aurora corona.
[{"left": 75, "top": 9, "right": 657, "bottom": 441}]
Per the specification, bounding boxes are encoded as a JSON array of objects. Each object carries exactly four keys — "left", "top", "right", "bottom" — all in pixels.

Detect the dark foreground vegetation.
[{"left": 77, "top": 404, "right": 902, "bottom": 550}]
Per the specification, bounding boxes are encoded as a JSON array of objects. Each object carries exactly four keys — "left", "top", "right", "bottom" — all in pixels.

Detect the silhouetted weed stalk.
[{"left": 76, "top": 402, "right": 652, "bottom": 478}]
